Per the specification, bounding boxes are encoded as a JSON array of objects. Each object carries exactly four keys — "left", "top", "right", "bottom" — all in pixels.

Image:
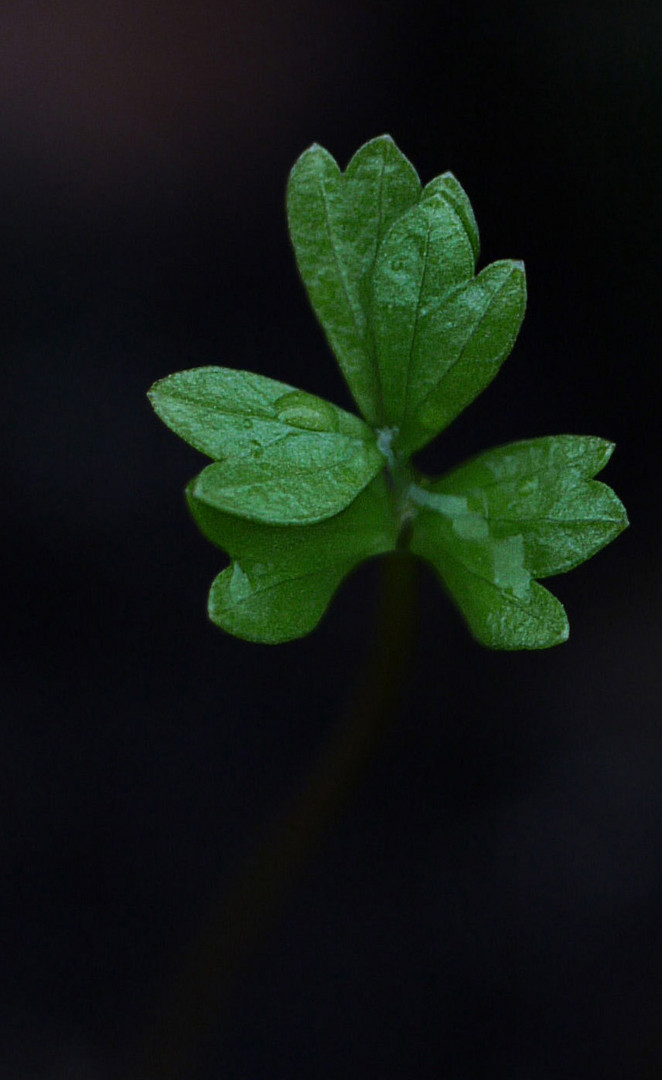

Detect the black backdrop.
[{"left": 2, "top": 2, "right": 661, "bottom": 1077}]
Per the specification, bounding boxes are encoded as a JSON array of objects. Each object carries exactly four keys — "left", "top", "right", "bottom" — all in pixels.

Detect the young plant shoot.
[{"left": 149, "top": 136, "right": 627, "bottom": 648}]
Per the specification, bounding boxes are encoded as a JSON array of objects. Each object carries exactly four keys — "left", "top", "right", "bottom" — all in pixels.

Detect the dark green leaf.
[
  {"left": 287, "top": 136, "right": 421, "bottom": 424},
  {"left": 371, "top": 196, "right": 476, "bottom": 432},
  {"left": 397, "top": 260, "right": 527, "bottom": 454},
  {"left": 187, "top": 474, "right": 399, "bottom": 643},
  {"left": 423, "top": 171, "right": 480, "bottom": 261},
  {"left": 149, "top": 367, "right": 384, "bottom": 524}
]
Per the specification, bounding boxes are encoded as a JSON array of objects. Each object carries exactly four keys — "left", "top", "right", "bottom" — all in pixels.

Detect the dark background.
[{"left": 2, "top": 2, "right": 661, "bottom": 1077}]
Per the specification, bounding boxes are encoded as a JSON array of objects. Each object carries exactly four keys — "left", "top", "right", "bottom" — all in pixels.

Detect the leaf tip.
[
  {"left": 512, "top": 260, "right": 527, "bottom": 299},
  {"left": 538, "top": 595, "right": 570, "bottom": 649},
  {"left": 288, "top": 141, "right": 335, "bottom": 177},
  {"left": 292, "top": 143, "right": 319, "bottom": 167},
  {"left": 354, "top": 133, "right": 398, "bottom": 154},
  {"left": 588, "top": 436, "right": 617, "bottom": 475},
  {"left": 146, "top": 379, "right": 167, "bottom": 415},
  {"left": 601, "top": 437, "right": 616, "bottom": 459}
]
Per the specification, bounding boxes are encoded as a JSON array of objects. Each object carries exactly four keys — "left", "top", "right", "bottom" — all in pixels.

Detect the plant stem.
[{"left": 127, "top": 552, "right": 419, "bottom": 1080}]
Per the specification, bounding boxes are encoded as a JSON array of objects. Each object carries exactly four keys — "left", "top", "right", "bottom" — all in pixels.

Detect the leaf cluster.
[{"left": 149, "top": 136, "right": 627, "bottom": 647}]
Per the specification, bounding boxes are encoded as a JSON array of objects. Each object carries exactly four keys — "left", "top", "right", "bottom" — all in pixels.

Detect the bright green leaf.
[
  {"left": 423, "top": 171, "right": 480, "bottom": 261},
  {"left": 191, "top": 432, "right": 383, "bottom": 526},
  {"left": 371, "top": 196, "right": 476, "bottom": 431},
  {"left": 148, "top": 366, "right": 373, "bottom": 457},
  {"left": 410, "top": 494, "right": 569, "bottom": 649},
  {"left": 187, "top": 474, "right": 399, "bottom": 643},
  {"left": 434, "top": 435, "right": 629, "bottom": 576},
  {"left": 409, "top": 435, "right": 628, "bottom": 648},
  {"left": 397, "top": 260, "right": 527, "bottom": 454},
  {"left": 287, "top": 136, "right": 421, "bottom": 424},
  {"left": 150, "top": 137, "right": 628, "bottom": 649},
  {"left": 149, "top": 367, "right": 384, "bottom": 524}
]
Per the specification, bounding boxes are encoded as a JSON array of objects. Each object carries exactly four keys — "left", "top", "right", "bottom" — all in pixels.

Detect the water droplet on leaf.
[{"left": 275, "top": 390, "right": 339, "bottom": 432}]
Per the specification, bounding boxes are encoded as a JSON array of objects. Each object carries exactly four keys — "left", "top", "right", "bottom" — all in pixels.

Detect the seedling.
[{"left": 149, "top": 136, "right": 627, "bottom": 648}]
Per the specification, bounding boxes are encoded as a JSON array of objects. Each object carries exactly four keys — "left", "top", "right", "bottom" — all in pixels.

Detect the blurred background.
[{"left": 2, "top": 1, "right": 661, "bottom": 1077}]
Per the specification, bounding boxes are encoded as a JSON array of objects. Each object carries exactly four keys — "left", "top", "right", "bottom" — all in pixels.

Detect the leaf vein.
[
  {"left": 220, "top": 564, "right": 348, "bottom": 611},
  {"left": 441, "top": 548, "right": 557, "bottom": 626},
  {"left": 411, "top": 274, "right": 513, "bottom": 420},
  {"left": 403, "top": 215, "right": 433, "bottom": 422}
]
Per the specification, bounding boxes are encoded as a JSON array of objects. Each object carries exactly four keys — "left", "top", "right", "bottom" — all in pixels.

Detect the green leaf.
[
  {"left": 409, "top": 435, "right": 628, "bottom": 648},
  {"left": 423, "top": 171, "right": 480, "bottom": 261},
  {"left": 150, "top": 139, "right": 628, "bottom": 649},
  {"left": 433, "top": 435, "right": 629, "bottom": 576},
  {"left": 397, "top": 260, "right": 527, "bottom": 454},
  {"left": 187, "top": 474, "right": 399, "bottom": 643},
  {"left": 149, "top": 367, "right": 384, "bottom": 524},
  {"left": 371, "top": 196, "right": 476, "bottom": 432},
  {"left": 191, "top": 436, "right": 383, "bottom": 526},
  {"left": 410, "top": 496, "right": 569, "bottom": 649},
  {"left": 148, "top": 366, "right": 373, "bottom": 457},
  {"left": 287, "top": 136, "right": 421, "bottom": 424}
]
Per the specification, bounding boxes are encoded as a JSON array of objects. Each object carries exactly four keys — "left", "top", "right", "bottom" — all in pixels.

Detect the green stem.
[{"left": 127, "top": 553, "right": 419, "bottom": 1080}]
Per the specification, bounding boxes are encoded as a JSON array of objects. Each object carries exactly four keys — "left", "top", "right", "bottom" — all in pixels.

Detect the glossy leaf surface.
[
  {"left": 371, "top": 195, "right": 476, "bottom": 434},
  {"left": 150, "top": 137, "right": 628, "bottom": 649},
  {"left": 410, "top": 436, "right": 627, "bottom": 648},
  {"left": 149, "top": 367, "right": 383, "bottom": 524},
  {"left": 435, "top": 436, "right": 628, "bottom": 576},
  {"left": 187, "top": 474, "right": 399, "bottom": 643},
  {"left": 396, "top": 260, "right": 527, "bottom": 453},
  {"left": 423, "top": 171, "right": 480, "bottom": 261},
  {"left": 287, "top": 136, "right": 421, "bottom": 424}
]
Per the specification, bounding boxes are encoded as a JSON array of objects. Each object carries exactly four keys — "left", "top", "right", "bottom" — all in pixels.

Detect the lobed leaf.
[
  {"left": 409, "top": 435, "right": 627, "bottom": 648},
  {"left": 148, "top": 366, "right": 373, "bottom": 456},
  {"left": 410, "top": 494, "right": 569, "bottom": 649},
  {"left": 287, "top": 136, "right": 421, "bottom": 424},
  {"left": 149, "top": 367, "right": 384, "bottom": 524},
  {"left": 191, "top": 436, "right": 383, "bottom": 526},
  {"left": 187, "top": 474, "right": 399, "bottom": 643},
  {"left": 150, "top": 139, "right": 628, "bottom": 649},
  {"left": 371, "top": 196, "right": 476, "bottom": 433},
  {"left": 398, "top": 260, "right": 527, "bottom": 454},
  {"left": 437, "top": 436, "right": 628, "bottom": 574}
]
